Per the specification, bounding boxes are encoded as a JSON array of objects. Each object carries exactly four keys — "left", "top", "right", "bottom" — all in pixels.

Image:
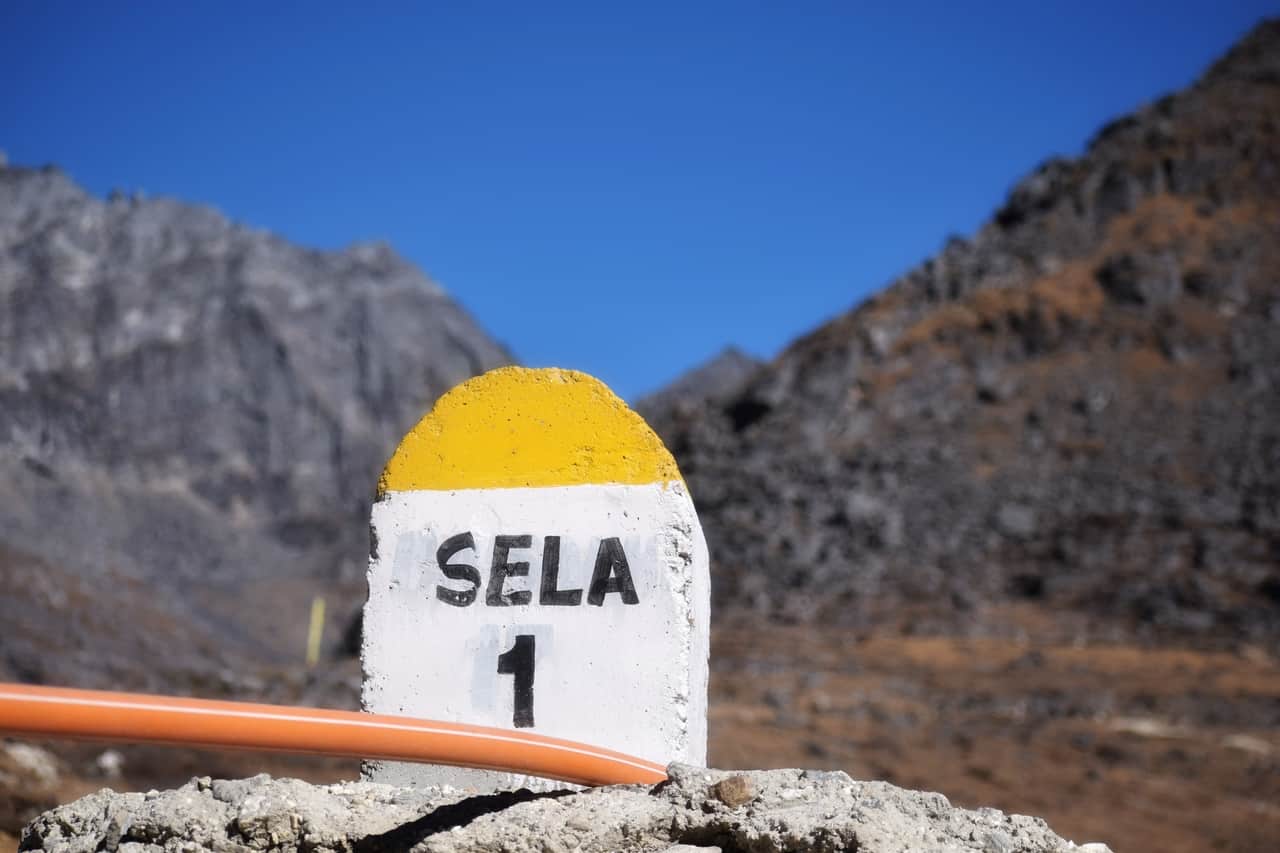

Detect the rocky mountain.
[
  {"left": 637, "top": 347, "right": 762, "bottom": 417},
  {"left": 0, "top": 165, "right": 511, "bottom": 690},
  {"left": 647, "top": 20, "right": 1280, "bottom": 643}
]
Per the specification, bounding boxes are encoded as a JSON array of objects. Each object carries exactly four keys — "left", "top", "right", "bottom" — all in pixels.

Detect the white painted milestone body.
[{"left": 361, "top": 367, "right": 709, "bottom": 790}]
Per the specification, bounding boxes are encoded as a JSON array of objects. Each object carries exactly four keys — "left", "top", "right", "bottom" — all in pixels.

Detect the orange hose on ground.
[{"left": 0, "top": 683, "right": 667, "bottom": 787}]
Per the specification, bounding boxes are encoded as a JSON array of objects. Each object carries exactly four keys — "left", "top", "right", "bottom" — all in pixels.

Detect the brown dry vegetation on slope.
[
  {"left": 646, "top": 19, "right": 1280, "bottom": 644},
  {"left": 3, "top": 621, "right": 1277, "bottom": 853},
  {"left": 709, "top": 619, "right": 1280, "bottom": 853}
]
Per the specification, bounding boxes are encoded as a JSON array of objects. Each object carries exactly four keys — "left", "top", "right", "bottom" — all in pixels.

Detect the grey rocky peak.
[
  {"left": 636, "top": 346, "right": 763, "bottom": 417},
  {"left": 21, "top": 766, "right": 1113, "bottom": 853},
  {"left": 644, "top": 18, "right": 1280, "bottom": 639},
  {"left": 0, "top": 165, "right": 512, "bottom": 690}
]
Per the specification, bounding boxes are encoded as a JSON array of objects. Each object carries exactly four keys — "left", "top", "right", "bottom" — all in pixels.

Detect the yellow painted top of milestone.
[{"left": 378, "top": 367, "right": 684, "bottom": 493}]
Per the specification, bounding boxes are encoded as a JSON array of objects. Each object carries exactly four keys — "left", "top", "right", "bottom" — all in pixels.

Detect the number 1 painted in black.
[{"left": 496, "top": 634, "right": 535, "bottom": 728}]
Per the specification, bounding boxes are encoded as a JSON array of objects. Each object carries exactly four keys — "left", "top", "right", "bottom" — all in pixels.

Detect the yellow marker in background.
[
  {"left": 362, "top": 367, "right": 710, "bottom": 791},
  {"left": 306, "top": 596, "right": 326, "bottom": 668}
]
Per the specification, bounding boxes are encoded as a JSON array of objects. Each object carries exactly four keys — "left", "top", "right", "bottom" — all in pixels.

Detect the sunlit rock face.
[{"left": 0, "top": 164, "right": 511, "bottom": 690}]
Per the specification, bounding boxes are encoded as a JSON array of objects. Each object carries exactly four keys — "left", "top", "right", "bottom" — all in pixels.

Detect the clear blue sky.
[{"left": 3, "top": 2, "right": 1273, "bottom": 400}]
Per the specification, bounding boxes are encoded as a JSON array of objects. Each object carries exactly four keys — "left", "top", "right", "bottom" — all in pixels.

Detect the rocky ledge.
[{"left": 21, "top": 765, "right": 1111, "bottom": 853}]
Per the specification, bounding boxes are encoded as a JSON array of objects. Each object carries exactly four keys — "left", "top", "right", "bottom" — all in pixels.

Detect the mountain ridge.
[
  {"left": 0, "top": 161, "right": 512, "bottom": 690},
  {"left": 645, "top": 18, "right": 1280, "bottom": 642}
]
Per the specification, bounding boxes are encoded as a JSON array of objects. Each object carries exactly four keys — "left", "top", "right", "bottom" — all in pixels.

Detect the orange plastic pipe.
[{"left": 0, "top": 683, "right": 667, "bottom": 787}]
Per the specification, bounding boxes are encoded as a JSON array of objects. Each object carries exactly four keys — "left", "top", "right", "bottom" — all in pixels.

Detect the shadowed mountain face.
[
  {"left": 646, "top": 20, "right": 1280, "bottom": 643},
  {"left": 636, "top": 347, "right": 762, "bottom": 417},
  {"left": 0, "top": 167, "right": 511, "bottom": 689}
]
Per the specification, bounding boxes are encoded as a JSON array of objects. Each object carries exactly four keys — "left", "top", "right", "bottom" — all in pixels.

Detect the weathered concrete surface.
[
  {"left": 21, "top": 765, "right": 1112, "bottom": 853},
  {"left": 364, "top": 369, "right": 710, "bottom": 791}
]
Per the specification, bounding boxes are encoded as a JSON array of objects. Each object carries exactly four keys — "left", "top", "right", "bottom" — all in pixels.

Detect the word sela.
[{"left": 433, "top": 533, "right": 640, "bottom": 607}]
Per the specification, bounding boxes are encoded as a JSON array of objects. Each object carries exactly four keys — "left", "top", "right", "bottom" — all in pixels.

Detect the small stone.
[
  {"left": 984, "top": 829, "right": 1015, "bottom": 853},
  {"left": 712, "top": 774, "right": 757, "bottom": 807},
  {"left": 95, "top": 749, "right": 125, "bottom": 779},
  {"left": 665, "top": 846, "right": 722, "bottom": 853},
  {"left": 2, "top": 742, "right": 60, "bottom": 787},
  {"left": 566, "top": 815, "right": 594, "bottom": 832},
  {"left": 996, "top": 503, "right": 1037, "bottom": 538}
]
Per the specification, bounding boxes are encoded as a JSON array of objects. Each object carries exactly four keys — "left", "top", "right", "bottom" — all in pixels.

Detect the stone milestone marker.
[{"left": 362, "top": 367, "right": 709, "bottom": 789}]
